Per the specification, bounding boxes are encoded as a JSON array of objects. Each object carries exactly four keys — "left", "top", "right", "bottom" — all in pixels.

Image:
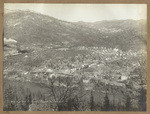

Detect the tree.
[
  {"left": 137, "top": 58, "right": 146, "bottom": 111},
  {"left": 125, "top": 94, "right": 132, "bottom": 111},
  {"left": 24, "top": 91, "right": 32, "bottom": 111},
  {"left": 90, "top": 91, "right": 94, "bottom": 111},
  {"left": 103, "top": 93, "right": 110, "bottom": 111},
  {"left": 48, "top": 76, "right": 77, "bottom": 110},
  {"left": 67, "top": 98, "right": 73, "bottom": 111},
  {"left": 8, "top": 103, "right": 16, "bottom": 111},
  {"left": 64, "top": 97, "right": 80, "bottom": 111},
  {"left": 3, "top": 85, "right": 16, "bottom": 111},
  {"left": 138, "top": 87, "right": 146, "bottom": 111},
  {"left": 28, "top": 93, "right": 32, "bottom": 104},
  {"left": 48, "top": 76, "right": 85, "bottom": 111}
]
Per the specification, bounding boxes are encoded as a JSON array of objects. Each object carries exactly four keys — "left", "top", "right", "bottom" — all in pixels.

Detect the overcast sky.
[{"left": 4, "top": 3, "right": 147, "bottom": 22}]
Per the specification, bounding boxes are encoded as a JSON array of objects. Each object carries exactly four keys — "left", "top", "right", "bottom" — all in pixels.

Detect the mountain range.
[{"left": 4, "top": 10, "right": 147, "bottom": 52}]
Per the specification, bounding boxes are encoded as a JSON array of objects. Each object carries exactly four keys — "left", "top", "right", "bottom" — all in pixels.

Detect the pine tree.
[
  {"left": 103, "top": 93, "right": 110, "bottom": 111},
  {"left": 138, "top": 87, "right": 146, "bottom": 111},
  {"left": 125, "top": 94, "right": 132, "bottom": 111},
  {"left": 138, "top": 70, "right": 146, "bottom": 111},
  {"left": 9, "top": 103, "right": 16, "bottom": 111},
  {"left": 4, "top": 85, "right": 15, "bottom": 110},
  {"left": 90, "top": 91, "right": 94, "bottom": 111},
  {"left": 28, "top": 93, "right": 32, "bottom": 104},
  {"left": 67, "top": 98, "right": 73, "bottom": 111},
  {"left": 25, "top": 95, "right": 29, "bottom": 111},
  {"left": 24, "top": 92, "right": 32, "bottom": 111}
]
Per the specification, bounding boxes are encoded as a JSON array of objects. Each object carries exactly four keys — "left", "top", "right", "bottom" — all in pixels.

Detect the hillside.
[{"left": 4, "top": 10, "right": 147, "bottom": 51}]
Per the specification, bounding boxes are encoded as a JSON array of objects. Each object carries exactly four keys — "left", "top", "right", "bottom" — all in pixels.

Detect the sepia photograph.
[{"left": 3, "top": 3, "right": 147, "bottom": 111}]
